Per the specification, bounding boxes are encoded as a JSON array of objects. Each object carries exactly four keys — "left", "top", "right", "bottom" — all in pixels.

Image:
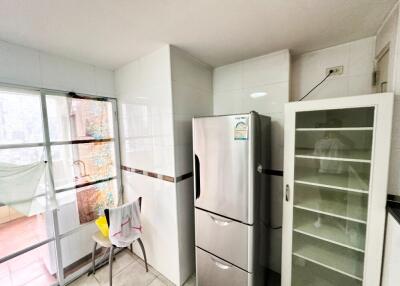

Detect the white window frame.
[{"left": 0, "top": 83, "right": 122, "bottom": 286}]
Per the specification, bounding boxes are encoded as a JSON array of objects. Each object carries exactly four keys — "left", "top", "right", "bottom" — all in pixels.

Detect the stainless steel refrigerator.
[{"left": 193, "top": 112, "right": 271, "bottom": 286}]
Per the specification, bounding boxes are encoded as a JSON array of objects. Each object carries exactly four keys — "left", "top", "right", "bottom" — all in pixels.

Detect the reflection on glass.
[
  {"left": 46, "top": 95, "right": 114, "bottom": 142},
  {"left": 51, "top": 142, "right": 116, "bottom": 189},
  {"left": 294, "top": 184, "right": 368, "bottom": 222},
  {"left": 292, "top": 107, "right": 374, "bottom": 285},
  {"left": 293, "top": 233, "right": 364, "bottom": 279},
  {"left": 293, "top": 208, "right": 366, "bottom": 250},
  {"left": 0, "top": 89, "right": 44, "bottom": 145},
  {"left": 295, "top": 158, "right": 371, "bottom": 192},
  {"left": 296, "top": 107, "right": 374, "bottom": 129},
  {"left": 296, "top": 130, "right": 373, "bottom": 161}
]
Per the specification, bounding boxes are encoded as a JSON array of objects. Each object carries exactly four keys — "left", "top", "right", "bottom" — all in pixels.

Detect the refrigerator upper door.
[{"left": 193, "top": 114, "right": 254, "bottom": 224}]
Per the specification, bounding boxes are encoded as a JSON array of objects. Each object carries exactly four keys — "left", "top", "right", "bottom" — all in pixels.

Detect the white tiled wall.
[
  {"left": 0, "top": 40, "right": 114, "bottom": 97},
  {"left": 291, "top": 37, "right": 376, "bottom": 101},
  {"left": 123, "top": 171, "right": 180, "bottom": 284},
  {"left": 376, "top": 4, "right": 398, "bottom": 93},
  {"left": 170, "top": 46, "right": 213, "bottom": 284},
  {"left": 390, "top": 5, "right": 400, "bottom": 197},
  {"left": 116, "top": 45, "right": 213, "bottom": 285},
  {"left": 175, "top": 178, "right": 196, "bottom": 284},
  {"left": 115, "top": 45, "right": 182, "bottom": 284},
  {"left": 170, "top": 46, "right": 213, "bottom": 176},
  {"left": 213, "top": 49, "right": 290, "bottom": 273},
  {"left": 376, "top": 4, "right": 400, "bottom": 197},
  {"left": 116, "top": 46, "right": 175, "bottom": 177}
]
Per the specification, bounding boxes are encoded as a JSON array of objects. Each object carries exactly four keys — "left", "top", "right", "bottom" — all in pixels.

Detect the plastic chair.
[{"left": 89, "top": 197, "right": 148, "bottom": 286}]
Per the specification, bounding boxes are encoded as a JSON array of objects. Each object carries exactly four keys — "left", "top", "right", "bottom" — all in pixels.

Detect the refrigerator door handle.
[
  {"left": 210, "top": 256, "right": 231, "bottom": 270},
  {"left": 209, "top": 214, "right": 232, "bottom": 226},
  {"left": 194, "top": 154, "right": 201, "bottom": 199}
]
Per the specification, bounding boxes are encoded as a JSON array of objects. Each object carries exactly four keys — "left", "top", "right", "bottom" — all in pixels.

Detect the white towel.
[{"left": 109, "top": 199, "right": 142, "bottom": 247}]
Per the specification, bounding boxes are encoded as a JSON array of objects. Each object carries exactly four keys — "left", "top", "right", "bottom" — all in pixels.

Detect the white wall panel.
[
  {"left": 123, "top": 172, "right": 180, "bottom": 284},
  {"left": 213, "top": 49, "right": 290, "bottom": 273},
  {"left": 0, "top": 40, "right": 115, "bottom": 97},
  {"left": 0, "top": 40, "right": 41, "bottom": 87},
  {"left": 40, "top": 52, "right": 96, "bottom": 94},
  {"left": 291, "top": 37, "right": 375, "bottom": 101}
]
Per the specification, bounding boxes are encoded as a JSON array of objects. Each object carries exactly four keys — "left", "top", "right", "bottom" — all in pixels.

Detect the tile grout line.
[{"left": 121, "top": 165, "right": 193, "bottom": 183}]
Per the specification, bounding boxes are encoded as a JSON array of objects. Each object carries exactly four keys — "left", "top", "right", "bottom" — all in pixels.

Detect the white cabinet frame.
[{"left": 282, "top": 93, "right": 394, "bottom": 286}]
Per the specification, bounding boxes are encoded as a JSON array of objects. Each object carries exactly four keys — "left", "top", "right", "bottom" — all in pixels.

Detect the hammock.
[{"left": 0, "top": 161, "right": 58, "bottom": 216}]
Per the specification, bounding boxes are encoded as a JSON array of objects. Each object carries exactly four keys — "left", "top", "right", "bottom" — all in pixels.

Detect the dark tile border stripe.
[
  {"left": 387, "top": 194, "right": 400, "bottom": 203},
  {"left": 387, "top": 195, "right": 400, "bottom": 224},
  {"left": 176, "top": 172, "right": 193, "bottom": 182},
  {"left": 121, "top": 165, "right": 192, "bottom": 183}
]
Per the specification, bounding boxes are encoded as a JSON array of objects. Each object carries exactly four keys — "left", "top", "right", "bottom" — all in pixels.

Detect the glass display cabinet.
[{"left": 282, "top": 93, "right": 394, "bottom": 286}]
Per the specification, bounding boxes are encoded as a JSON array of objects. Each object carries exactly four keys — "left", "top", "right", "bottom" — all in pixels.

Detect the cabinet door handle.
[
  {"left": 209, "top": 214, "right": 232, "bottom": 226},
  {"left": 285, "top": 184, "right": 290, "bottom": 202}
]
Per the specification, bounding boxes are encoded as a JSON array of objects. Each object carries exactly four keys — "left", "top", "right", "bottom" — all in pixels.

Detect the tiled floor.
[
  {"left": 0, "top": 215, "right": 56, "bottom": 286},
  {"left": 0, "top": 215, "right": 48, "bottom": 258},
  {"left": 69, "top": 249, "right": 195, "bottom": 286}
]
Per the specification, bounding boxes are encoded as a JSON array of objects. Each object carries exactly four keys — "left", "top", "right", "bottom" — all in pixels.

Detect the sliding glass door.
[{"left": 0, "top": 86, "right": 121, "bottom": 286}]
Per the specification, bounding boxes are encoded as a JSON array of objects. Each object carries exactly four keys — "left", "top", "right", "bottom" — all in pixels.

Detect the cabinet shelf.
[
  {"left": 293, "top": 212, "right": 366, "bottom": 252},
  {"left": 294, "top": 228, "right": 364, "bottom": 253},
  {"left": 295, "top": 173, "right": 369, "bottom": 194},
  {"left": 292, "top": 256, "right": 362, "bottom": 286},
  {"left": 293, "top": 187, "right": 368, "bottom": 223},
  {"left": 292, "top": 253, "right": 363, "bottom": 282},
  {"left": 295, "top": 149, "right": 371, "bottom": 163},
  {"left": 292, "top": 253, "right": 363, "bottom": 284},
  {"left": 293, "top": 233, "right": 364, "bottom": 281},
  {"left": 296, "top": 127, "right": 373, "bottom": 132},
  {"left": 294, "top": 205, "right": 366, "bottom": 224}
]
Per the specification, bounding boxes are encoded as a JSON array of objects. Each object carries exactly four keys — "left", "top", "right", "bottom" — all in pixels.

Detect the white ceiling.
[{"left": 0, "top": 0, "right": 397, "bottom": 69}]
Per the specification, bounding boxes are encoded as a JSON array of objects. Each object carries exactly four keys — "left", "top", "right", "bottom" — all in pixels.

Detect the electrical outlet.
[{"left": 326, "top": 66, "right": 344, "bottom": 76}]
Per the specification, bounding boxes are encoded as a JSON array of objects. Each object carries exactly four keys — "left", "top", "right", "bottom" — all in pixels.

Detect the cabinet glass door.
[{"left": 291, "top": 107, "right": 374, "bottom": 286}]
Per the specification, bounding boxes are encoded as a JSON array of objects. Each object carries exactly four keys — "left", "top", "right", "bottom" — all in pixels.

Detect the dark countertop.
[{"left": 387, "top": 200, "right": 400, "bottom": 224}]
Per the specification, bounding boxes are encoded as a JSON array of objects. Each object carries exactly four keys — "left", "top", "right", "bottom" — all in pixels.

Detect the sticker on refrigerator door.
[{"left": 234, "top": 120, "right": 248, "bottom": 140}]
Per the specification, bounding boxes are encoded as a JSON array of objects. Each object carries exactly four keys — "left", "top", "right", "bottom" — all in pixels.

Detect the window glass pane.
[
  {"left": 1, "top": 242, "right": 58, "bottom": 286},
  {"left": 60, "top": 222, "right": 99, "bottom": 280},
  {"left": 0, "top": 147, "right": 45, "bottom": 165},
  {"left": 46, "top": 95, "right": 114, "bottom": 142},
  {"left": 76, "top": 179, "right": 118, "bottom": 224},
  {"left": 0, "top": 88, "right": 43, "bottom": 145},
  {"left": 56, "top": 180, "right": 118, "bottom": 234},
  {"left": 52, "top": 142, "right": 116, "bottom": 190},
  {"left": 0, "top": 210, "right": 54, "bottom": 259},
  {"left": 54, "top": 190, "right": 79, "bottom": 235}
]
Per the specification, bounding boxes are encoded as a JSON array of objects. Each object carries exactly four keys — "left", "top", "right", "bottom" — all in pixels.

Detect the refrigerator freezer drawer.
[
  {"left": 196, "top": 247, "right": 252, "bottom": 286},
  {"left": 195, "top": 208, "right": 252, "bottom": 271}
]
